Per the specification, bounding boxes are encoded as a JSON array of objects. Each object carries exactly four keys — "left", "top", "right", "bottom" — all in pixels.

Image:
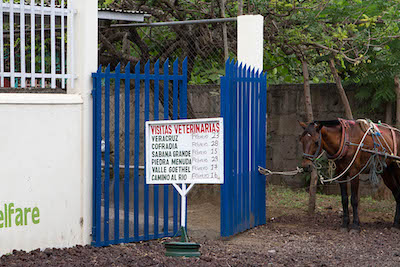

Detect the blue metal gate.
[
  {"left": 220, "top": 59, "right": 267, "bottom": 237},
  {"left": 92, "top": 58, "right": 187, "bottom": 246}
]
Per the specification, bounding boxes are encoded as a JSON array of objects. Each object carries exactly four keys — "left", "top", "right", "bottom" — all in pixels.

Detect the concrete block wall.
[{"left": 188, "top": 83, "right": 385, "bottom": 193}]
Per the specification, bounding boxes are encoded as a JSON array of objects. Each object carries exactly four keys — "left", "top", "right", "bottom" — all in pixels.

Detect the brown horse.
[{"left": 299, "top": 119, "right": 400, "bottom": 232}]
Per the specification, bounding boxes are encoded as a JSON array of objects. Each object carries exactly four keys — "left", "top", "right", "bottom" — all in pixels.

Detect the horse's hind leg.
[
  {"left": 350, "top": 177, "right": 360, "bottom": 232},
  {"left": 339, "top": 182, "right": 349, "bottom": 230},
  {"left": 381, "top": 166, "right": 400, "bottom": 229},
  {"left": 394, "top": 195, "right": 400, "bottom": 229}
]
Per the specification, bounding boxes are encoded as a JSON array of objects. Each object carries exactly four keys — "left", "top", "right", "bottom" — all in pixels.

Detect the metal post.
[
  {"left": 181, "top": 183, "right": 187, "bottom": 227},
  {"left": 172, "top": 183, "right": 195, "bottom": 229},
  {"left": 110, "top": 17, "right": 237, "bottom": 28}
]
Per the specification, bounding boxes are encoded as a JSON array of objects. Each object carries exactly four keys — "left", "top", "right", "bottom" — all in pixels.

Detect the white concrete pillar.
[
  {"left": 237, "top": 15, "right": 264, "bottom": 188},
  {"left": 68, "top": 0, "right": 98, "bottom": 245},
  {"left": 237, "top": 15, "right": 263, "bottom": 71}
]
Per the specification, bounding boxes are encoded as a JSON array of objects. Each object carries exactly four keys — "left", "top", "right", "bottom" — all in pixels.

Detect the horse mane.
[
  {"left": 301, "top": 119, "right": 341, "bottom": 137},
  {"left": 313, "top": 119, "right": 341, "bottom": 127}
]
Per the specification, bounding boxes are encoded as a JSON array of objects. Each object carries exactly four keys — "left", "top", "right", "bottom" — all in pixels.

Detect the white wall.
[
  {"left": 0, "top": 94, "right": 83, "bottom": 254},
  {"left": 0, "top": 0, "right": 98, "bottom": 254}
]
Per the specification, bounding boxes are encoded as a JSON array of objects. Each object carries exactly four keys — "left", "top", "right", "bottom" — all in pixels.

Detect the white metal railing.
[{"left": 0, "top": 0, "right": 75, "bottom": 89}]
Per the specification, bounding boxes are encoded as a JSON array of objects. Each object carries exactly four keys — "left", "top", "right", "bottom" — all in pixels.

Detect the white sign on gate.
[{"left": 145, "top": 118, "right": 224, "bottom": 185}]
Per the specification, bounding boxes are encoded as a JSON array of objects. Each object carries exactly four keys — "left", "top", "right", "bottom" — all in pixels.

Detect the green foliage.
[
  {"left": 347, "top": 40, "right": 400, "bottom": 111},
  {"left": 263, "top": 46, "right": 303, "bottom": 84},
  {"left": 264, "top": 43, "right": 331, "bottom": 84},
  {"left": 2, "top": 20, "right": 63, "bottom": 74},
  {"left": 99, "top": 0, "right": 400, "bottom": 102},
  {"left": 255, "top": 0, "right": 400, "bottom": 110},
  {"left": 189, "top": 60, "right": 225, "bottom": 85},
  {"left": 99, "top": 0, "right": 235, "bottom": 85},
  {"left": 99, "top": 0, "right": 115, "bottom": 8}
]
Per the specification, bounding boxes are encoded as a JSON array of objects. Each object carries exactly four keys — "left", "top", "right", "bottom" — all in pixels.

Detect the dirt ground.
[{"left": 2, "top": 185, "right": 400, "bottom": 267}]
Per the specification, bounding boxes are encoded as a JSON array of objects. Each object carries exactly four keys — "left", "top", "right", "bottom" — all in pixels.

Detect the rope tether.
[{"left": 258, "top": 166, "right": 303, "bottom": 176}]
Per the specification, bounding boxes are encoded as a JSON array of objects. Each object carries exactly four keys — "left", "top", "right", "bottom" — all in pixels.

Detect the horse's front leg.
[
  {"left": 339, "top": 182, "right": 349, "bottom": 231},
  {"left": 350, "top": 177, "right": 361, "bottom": 232}
]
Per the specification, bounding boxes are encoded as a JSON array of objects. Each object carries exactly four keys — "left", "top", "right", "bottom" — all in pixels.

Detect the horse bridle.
[{"left": 302, "top": 130, "right": 323, "bottom": 161}]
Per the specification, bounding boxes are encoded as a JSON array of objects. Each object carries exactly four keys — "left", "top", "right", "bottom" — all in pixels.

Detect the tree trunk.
[
  {"left": 300, "top": 58, "right": 318, "bottom": 215},
  {"left": 386, "top": 101, "right": 393, "bottom": 124},
  {"left": 328, "top": 58, "right": 353, "bottom": 120},
  {"left": 395, "top": 75, "right": 400, "bottom": 129},
  {"left": 308, "top": 169, "right": 318, "bottom": 214},
  {"left": 219, "top": 0, "right": 229, "bottom": 61},
  {"left": 301, "top": 59, "right": 313, "bottom": 122}
]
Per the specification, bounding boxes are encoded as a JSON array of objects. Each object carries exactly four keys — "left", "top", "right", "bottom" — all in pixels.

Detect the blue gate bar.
[
  {"left": 133, "top": 61, "right": 140, "bottom": 240},
  {"left": 251, "top": 68, "right": 257, "bottom": 227},
  {"left": 231, "top": 59, "right": 235, "bottom": 235},
  {"left": 181, "top": 58, "right": 188, "bottom": 228},
  {"left": 224, "top": 68, "right": 230, "bottom": 237},
  {"left": 180, "top": 58, "right": 188, "bottom": 119},
  {"left": 260, "top": 72, "right": 268, "bottom": 226},
  {"left": 124, "top": 62, "right": 131, "bottom": 242},
  {"left": 172, "top": 58, "right": 179, "bottom": 235},
  {"left": 114, "top": 63, "right": 121, "bottom": 241},
  {"left": 239, "top": 62, "right": 244, "bottom": 233},
  {"left": 104, "top": 64, "right": 111, "bottom": 245},
  {"left": 236, "top": 62, "right": 242, "bottom": 234},
  {"left": 254, "top": 72, "right": 259, "bottom": 227},
  {"left": 257, "top": 71, "right": 264, "bottom": 226},
  {"left": 163, "top": 59, "right": 169, "bottom": 236},
  {"left": 96, "top": 67, "right": 102, "bottom": 245},
  {"left": 153, "top": 60, "right": 160, "bottom": 239},
  {"left": 243, "top": 65, "right": 249, "bottom": 231},
  {"left": 242, "top": 63, "right": 248, "bottom": 232},
  {"left": 232, "top": 61, "right": 238, "bottom": 235},
  {"left": 257, "top": 72, "right": 263, "bottom": 226},
  {"left": 144, "top": 60, "right": 150, "bottom": 240},
  {"left": 220, "top": 60, "right": 228, "bottom": 236},
  {"left": 93, "top": 65, "right": 102, "bottom": 246},
  {"left": 172, "top": 58, "right": 179, "bottom": 118},
  {"left": 231, "top": 59, "right": 236, "bottom": 236}
]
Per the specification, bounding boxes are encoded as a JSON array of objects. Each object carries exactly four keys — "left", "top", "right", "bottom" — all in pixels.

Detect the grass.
[
  {"left": 266, "top": 184, "right": 396, "bottom": 220},
  {"left": 361, "top": 195, "right": 395, "bottom": 213},
  {"left": 267, "top": 184, "right": 341, "bottom": 213}
]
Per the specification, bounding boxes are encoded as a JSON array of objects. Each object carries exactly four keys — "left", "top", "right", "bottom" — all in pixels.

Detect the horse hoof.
[
  {"left": 340, "top": 227, "right": 348, "bottom": 233},
  {"left": 390, "top": 226, "right": 400, "bottom": 233},
  {"left": 349, "top": 228, "right": 361, "bottom": 234}
]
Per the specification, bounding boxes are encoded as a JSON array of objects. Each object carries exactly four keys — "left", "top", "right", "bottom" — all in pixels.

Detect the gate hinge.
[{"left": 91, "top": 226, "right": 96, "bottom": 238}]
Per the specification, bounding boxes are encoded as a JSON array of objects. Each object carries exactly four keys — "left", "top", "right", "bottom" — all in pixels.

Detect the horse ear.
[
  {"left": 314, "top": 122, "right": 323, "bottom": 132},
  {"left": 298, "top": 121, "right": 307, "bottom": 129}
]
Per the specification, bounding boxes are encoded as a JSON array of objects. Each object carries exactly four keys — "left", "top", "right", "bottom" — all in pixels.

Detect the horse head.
[{"left": 299, "top": 121, "right": 323, "bottom": 172}]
